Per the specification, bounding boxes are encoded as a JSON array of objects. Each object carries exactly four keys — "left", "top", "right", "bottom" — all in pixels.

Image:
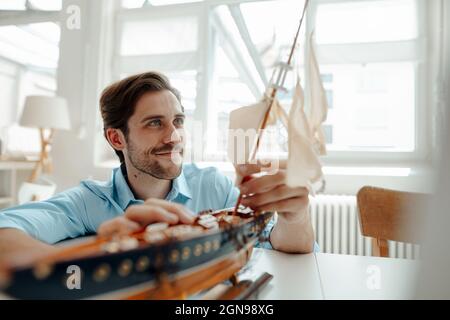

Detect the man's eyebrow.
[
  {"left": 141, "top": 113, "right": 185, "bottom": 123},
  {"left": 141, "top": 115, "right": 165, "bottom": 123}
]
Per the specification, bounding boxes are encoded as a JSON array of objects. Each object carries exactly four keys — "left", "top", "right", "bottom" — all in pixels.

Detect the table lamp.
[{"left": 19, "top": 95, "right": 71, "bottom": 182}]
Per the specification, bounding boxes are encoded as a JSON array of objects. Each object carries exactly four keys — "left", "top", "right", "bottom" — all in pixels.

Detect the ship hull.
[{"left": 2, "top": 211, "right": 272, "bottom": 300}]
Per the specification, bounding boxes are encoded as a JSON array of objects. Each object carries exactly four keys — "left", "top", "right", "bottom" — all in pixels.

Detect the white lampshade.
[{"left": 19, "top": 95, "right": 71, "bottom": 130}]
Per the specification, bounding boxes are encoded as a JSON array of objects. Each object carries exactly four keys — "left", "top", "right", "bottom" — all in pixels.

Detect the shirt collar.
[
  {"left": 113, "top": 164, "right": 192, "bottom": 210},
  {"left": 170, "top": 168, "right": 192, "bottom": 201}
]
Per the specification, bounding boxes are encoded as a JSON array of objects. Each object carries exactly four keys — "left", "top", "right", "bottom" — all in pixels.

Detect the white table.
[
  {"left": 239, "top": 249, "right": 323, "bottom": 299},
  {"left": 243, "top": 249, "right": 420, "bottom": 300},
  {"left": 315, "top": 253, "right": 420, "bottom": 300}
]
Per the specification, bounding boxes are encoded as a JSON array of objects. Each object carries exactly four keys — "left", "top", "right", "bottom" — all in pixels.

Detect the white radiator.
[{"left": 310, "top": 195, "right": 420, "bottom": 259}]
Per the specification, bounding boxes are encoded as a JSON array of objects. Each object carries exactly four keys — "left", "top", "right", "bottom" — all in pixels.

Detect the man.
[{"left": 0, "top": 72, "right": 316, "bottom": 264}]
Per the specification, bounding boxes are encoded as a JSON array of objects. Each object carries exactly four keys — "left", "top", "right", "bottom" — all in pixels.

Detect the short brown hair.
[{"left": 100, "top": 72, "right": 182, "bottom": 163}]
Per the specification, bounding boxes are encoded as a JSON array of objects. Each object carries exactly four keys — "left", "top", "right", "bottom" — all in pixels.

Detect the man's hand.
[
  {"left": 236, "top": 161, "right": 309, "bottom": 220},
  {"left": 235, "top": 160, "right": 315, "bottom": 253},
  {"left": 97, "top": 198, "right": 195, "bottom": 237}
]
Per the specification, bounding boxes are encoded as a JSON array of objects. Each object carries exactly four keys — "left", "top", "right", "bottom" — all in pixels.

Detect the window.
[
  {"left": 211, "top": 47, "right": 256, "bottom": 159},
  {"left": 210, "top": 0, "right": 306, "bottom": 160},
  {"left": 104, "top": 0, "right": 428, "bottom": 167},
  {"left": 211, "top": 0, "right": 424, "bottom": 160},
  {"left": 120, "top": 16, "right": 199, "bottom": 55},
  {"left": 313, "top": 0, "right": 422, "bottom": 154},
  {"left": 0, "top": 7, "right": 61, "bottom": 155},
  {"left": 321, "top": 62, "right": 415, "bottom": 152},
  {"left": 315, "top": 0, "right": 418, "bottom": 44}
]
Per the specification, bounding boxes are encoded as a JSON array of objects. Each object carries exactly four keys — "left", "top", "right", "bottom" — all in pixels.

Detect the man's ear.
[{"left": 106, "top": 128, "right": 126, "bottom": 152}]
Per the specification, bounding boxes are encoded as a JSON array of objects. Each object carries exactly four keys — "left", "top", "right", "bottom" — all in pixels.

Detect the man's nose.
[{"left": 163, "top": 125, "right": 183, "bottom": 144}]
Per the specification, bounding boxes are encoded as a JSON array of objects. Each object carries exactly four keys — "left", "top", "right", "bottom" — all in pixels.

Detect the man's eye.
[
  {"left": 174, "top": 118, "right": 185, "bottom": 126},
  {"left": 147, "top": 120, "right": 162, "bottom": 127}
]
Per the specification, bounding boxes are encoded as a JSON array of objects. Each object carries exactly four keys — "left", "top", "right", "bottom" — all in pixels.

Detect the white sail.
[
  {"left": 306, "top": 32, "right": 328, "bottom": 156},
  {"left": 285, "top": 32, "right": 328, "bottom": 190},
  {"left": 227, "top": 101, "right": 269, "bottom": 166},
  {"left": 227, "top": 97, "right": 288, "bottom": 166},
  {"left": 286, "top": 79, "right": 324, "bottom": 189}
]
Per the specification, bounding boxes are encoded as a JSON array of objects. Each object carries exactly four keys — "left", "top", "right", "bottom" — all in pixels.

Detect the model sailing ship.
[
  {"left": 0, "top": 0, "right": 328, "bottom": 300},
  {"left": 0, "top": 207, "right": 273, "bottom": 299}
]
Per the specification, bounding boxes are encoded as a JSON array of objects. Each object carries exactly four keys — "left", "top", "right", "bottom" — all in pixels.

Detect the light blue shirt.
[{"left": 0, "top": 164, "right": 276, "bottom": 248}]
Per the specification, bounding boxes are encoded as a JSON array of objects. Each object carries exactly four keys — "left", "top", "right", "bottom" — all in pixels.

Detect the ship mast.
[{"left": 234, "top": 0, "right": 311, "bottom": 214}]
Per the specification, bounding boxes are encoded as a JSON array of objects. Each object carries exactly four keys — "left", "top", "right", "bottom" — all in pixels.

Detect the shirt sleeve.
[{"left": 0, "top": 187, "right": 90, "bottom": 244}]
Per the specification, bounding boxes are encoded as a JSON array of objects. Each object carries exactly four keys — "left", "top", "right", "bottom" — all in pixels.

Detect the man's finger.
[
  {"left": 241, "top": 185, "right": 308, "bottom": 208},
  {"left": 239, "top": 170, "right": 286, "bottom": 195},
  {"left": 144, "top": 198, "right": 195, "bottom": 224},
  {"left": 125, "top": 205, "right": 179, "bottom": 225},
  {"left": 97, "top": 217, "right": 140, "bottom": 237},
  {"left": 255, "top": 196, "right": 309, "bottom": 213}
]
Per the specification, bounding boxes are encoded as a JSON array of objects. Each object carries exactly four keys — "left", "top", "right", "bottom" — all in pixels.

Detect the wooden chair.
[{"left": 357, "top": 186, "right": 429, "bottom": 258}]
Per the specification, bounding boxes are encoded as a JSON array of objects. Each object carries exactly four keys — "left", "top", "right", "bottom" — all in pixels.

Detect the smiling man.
[{"left": 0, "top": 72, "right": 316, "bottom": 263}]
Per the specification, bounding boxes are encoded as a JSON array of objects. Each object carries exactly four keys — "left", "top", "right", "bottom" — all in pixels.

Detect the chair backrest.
[{"left": 357, "top": 186, "right": 428, "bottom": 257}]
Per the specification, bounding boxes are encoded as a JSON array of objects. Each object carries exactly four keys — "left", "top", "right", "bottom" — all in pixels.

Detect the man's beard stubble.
[{"left": 127, "top": 139, "right": 183, "bottom": 180}]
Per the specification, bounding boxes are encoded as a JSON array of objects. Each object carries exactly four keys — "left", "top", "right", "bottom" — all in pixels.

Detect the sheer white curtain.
[
  {"left": 437, "top": 0, "right": 450, "bottom": 149},
  {"left": 443, "top": 0, "right": 450, "bottom": 131},
  {"left": 415, "top": 0, "right": 450, "bottom": 299}
]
